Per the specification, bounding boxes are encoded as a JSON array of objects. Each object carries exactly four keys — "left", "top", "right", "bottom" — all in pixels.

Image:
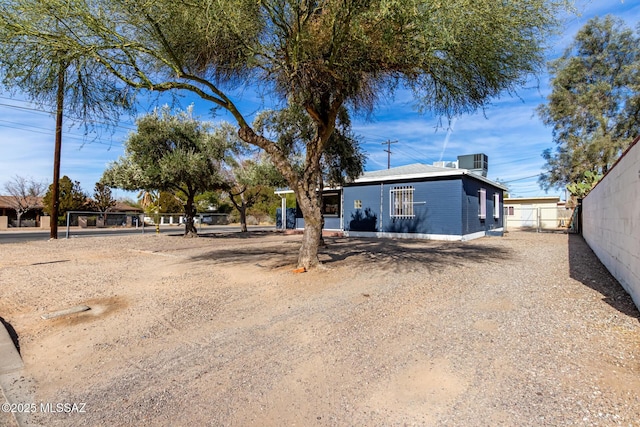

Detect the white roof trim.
[
  {"left": 274, "top": 186, "right": 342, "bottom": 195},
  {"left": 354, "top": 168, "right": 508, "bottom": 190},
  {"left": 355, "top": 168, "right": 463, "bottom": 183}
]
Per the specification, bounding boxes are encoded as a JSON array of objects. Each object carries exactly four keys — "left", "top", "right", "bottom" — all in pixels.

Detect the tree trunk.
[
  {"left": 228, "top": 192, "right": 249, "bottom": 233},
  {"left": 183, "top": 193, "right": 198, "bottom": 237},
  {"left": 319, "top": 213, "right": 326, "bottom": 247},
  {"left": 239, "top": 204, "right": 248, "bottom": 233},
  {"left": 236, "top": 125, "right": 333, "bottom": 270},
  {"left": 16, "top": 211, "right": 23, "bottom": 228},
  {"left": 295, "top": 188, "right": 323, "bottom": 269}
]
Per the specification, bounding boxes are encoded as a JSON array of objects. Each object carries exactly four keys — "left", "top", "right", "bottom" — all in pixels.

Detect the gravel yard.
[{"left": 0, "top": 230, "right": 639, "bottom": 426}]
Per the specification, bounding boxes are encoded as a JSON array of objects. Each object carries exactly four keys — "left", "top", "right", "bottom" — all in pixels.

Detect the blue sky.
[{"left": 1, "top": 0, "right": 639, "bottom": 200}]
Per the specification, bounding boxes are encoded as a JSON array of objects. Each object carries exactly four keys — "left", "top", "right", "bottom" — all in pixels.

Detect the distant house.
[
  {"left": 111, "top": 201, "right": 143, "bottom": 213},
  {"left": 0, "top": 196, "right": 143, "bottom": 229},
  {"left": 279, "top": 156, "right": 506, "bottom": 241},
  {"left": 0, "top": 195, "right": 45, "bottom": 227},
  {"left": 504, "top": 196, "right": 571, "bottom": 230}
]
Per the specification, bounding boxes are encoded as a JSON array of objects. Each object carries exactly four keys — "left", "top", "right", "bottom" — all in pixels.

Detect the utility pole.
[
  {"left": 382, "top": 140, "right": 398, "bottom": 169},
  {"left": 51, "top": 59, "right": 66, "bottom": 239}
]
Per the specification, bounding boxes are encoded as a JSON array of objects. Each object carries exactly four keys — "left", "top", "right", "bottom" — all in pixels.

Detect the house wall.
[
  {"left": 342, "top": 184, "right": 383, "bottom": 232},
  {"left": 582, "top": 139, "right": 640, "bottom": 310},
  {"left": 291, "top": 175, "right": 503, "bottom": 240},
  {"left": 461, "top": 177, "right": 503, "bottom": 235},
  {"left": 343, "top": 178, "right": 464, "bottom": 236},
  {"left": 323, "top": 216, "right": 341, "bottom": 230},
  {"left": 294, "top": 207, "right": 342, "bottom": 230}
]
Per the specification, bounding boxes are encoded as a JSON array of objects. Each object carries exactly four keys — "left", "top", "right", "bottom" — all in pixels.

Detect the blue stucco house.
[{"left": 277, "top": 159, "right": 506, "bottom": 241}]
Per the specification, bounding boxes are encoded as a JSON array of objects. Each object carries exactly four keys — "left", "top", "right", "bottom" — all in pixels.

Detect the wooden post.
[{"left": 51, "top": 61, "right": 66, "bottom": 239}]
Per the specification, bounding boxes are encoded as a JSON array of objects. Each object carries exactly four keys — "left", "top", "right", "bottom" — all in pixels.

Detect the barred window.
[
  {"left": 390, "top": 186, "right": 414, "bottom": 218},
  {"left": 478, "top": 188, "right": 487, "bottom": 219},
  {"left": 354, "top": 199, "right": 362, "bottom": 209}
]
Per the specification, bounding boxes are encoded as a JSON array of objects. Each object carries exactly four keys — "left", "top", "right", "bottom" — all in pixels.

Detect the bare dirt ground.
[{"left": 0, "top": 230, "right": 639, "bottom": 426}]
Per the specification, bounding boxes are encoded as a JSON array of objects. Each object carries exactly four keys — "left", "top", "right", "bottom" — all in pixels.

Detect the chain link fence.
[{"left": 64, "top": 211, "right": 231, "bottom": 238}]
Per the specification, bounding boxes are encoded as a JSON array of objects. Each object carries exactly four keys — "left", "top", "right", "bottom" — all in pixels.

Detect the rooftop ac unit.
[
  {"left": 457, "top": 153, "right": 488, "bottom": 177},
  {"left": 433, "top": 160, "right": 459, "bottom": 169}
]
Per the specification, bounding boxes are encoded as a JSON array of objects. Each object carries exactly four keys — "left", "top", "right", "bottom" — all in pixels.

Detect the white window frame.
[
  {"left": 478, "top": 188, "right": 487, "bottom": 219},
  {"left": 390, "top": 186, "right": 415, "bottom": 218},
  {"left": 493, "top": 193, "right": 500, "bottom": 219}
]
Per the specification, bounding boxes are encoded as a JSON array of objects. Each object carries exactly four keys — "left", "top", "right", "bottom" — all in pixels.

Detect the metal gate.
[{"left": 504, "top": 205, "right": 575, "bottom": 232}]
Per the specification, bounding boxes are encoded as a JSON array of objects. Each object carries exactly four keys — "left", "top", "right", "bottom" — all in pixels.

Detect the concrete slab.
[
  {"left": 40, "top": 305, "right": 90, "bottom": 320},
  {"left": 1, "top": 388, "right": 20, "bottom": 427},
  {"left": 0, "top": 324, "right": 22, "bottom": 375},
  {"left": 0, "top": 323, "right": 22, "bottom": 426}
]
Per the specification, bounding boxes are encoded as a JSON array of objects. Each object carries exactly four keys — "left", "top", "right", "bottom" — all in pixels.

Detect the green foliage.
[
  {"left": 566, "top": 171, "right": 602, "bottom": 198},
  {"left": 0, "top": 0, "right": 133, "bottom": 130},
  {"left": 322, "top": 109, "right": 366, "bottom": 187},
  {"left": 220, "top": 153, "right": 285, "bottom": 230},
  {"left": 42, "top": 176, "right": 88, "bottom": 222},
  {"left": 2, "top": 0, "right": 564, "bottom": 118},
  {"left": 137, "top": 190, "right": 161, "bottom": 216},
  {"left": 91, "top": 182, "right": 117, "bottom": 212},
  {"left": 158, "top": 191, "right": 184, "bottom": 214},
  {"left": 538, "top": 15, "right": 640, "bottom": 192},
  {"left": 248, "top": 187, "right": 287, "bottom": 221},
  {"left": 102, "top": 106, "right": 228, "bottom": 195},
  {"left": 102, "top": 106, "right": 232, "bottom": 235},
  {"left": 194, "top": 191, "right": 233, "bottom": 213},
  {"left": 253, "top": 105, "right": 365, "bottom": 186}
]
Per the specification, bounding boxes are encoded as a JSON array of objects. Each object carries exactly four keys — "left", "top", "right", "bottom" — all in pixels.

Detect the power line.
[
  {"left": 502, "top": 173, "right": 542, "bottom": 183},
  {"left": 0, "top": 121, "right": 124, "bottom": 148},
  {"left": 392, "top": 146, "right": 428, "bottom": 164},
  {"left": 0, "top": 101, "right": 138, "bottom": 131},
  {"left": 490, "top": 155, "right": 543, "bottom": 167}
]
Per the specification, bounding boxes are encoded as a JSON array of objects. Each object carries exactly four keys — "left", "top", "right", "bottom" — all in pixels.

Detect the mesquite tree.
[
  {"left": 1, "top": 0, "right": 568, "bottom": 268},
  {"left": 222, "top": 156, "right": 283, "bottom": 233},
  {"left": 254, "top": 105, "right": 365, "bottom": 243}
]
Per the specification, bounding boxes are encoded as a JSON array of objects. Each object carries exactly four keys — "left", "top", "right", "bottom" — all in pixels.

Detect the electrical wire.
[
  {"left": 501, "top": 174, "right": 542, "bottom": 183},
  {"left": 0, "top": 100, "right": 138, "bottom": 131}
]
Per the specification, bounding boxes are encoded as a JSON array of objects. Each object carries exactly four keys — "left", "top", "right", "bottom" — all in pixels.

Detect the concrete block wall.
[{"left": 583, "top": 138, "right": 640, "bottom": 310}]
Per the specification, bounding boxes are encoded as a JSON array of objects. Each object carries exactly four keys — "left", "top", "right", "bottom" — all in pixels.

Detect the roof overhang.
[
  {"left": 504, "top": 196, "right": 561, "bottom": 204},
  {"left": 354, "top": 169, "right": 508, "bottom": 190},
  {"left": 274, "top": 186, "right": 342, "bottom": 196}
]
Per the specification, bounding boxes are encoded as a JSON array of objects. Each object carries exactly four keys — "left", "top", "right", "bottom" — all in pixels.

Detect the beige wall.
[
  {"left": 583, "top": 139, "right": 640, "bottom": 311},
  {"left": 40, "top": 216, "right": 51, "bottom": 229},
  {"left": 0, "top": 216, "right": 7, "bottom": 230},
  {"left": 504, "top": 198, "right": 561, "bottom": 230}
]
